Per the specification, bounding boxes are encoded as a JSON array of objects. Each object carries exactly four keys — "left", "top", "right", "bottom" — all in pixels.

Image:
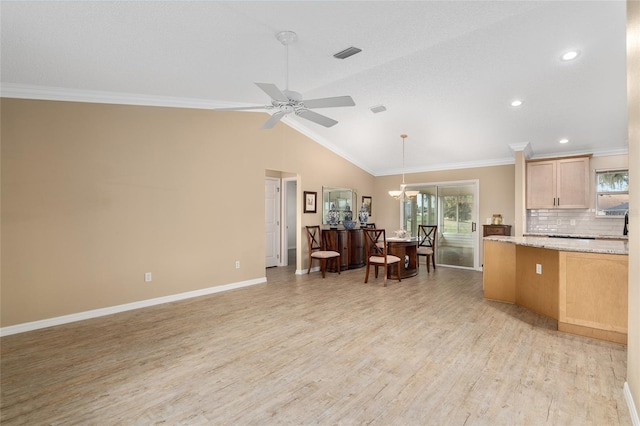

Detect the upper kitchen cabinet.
[{"left": 526, "top": 156, "right": 590, "bottom": 209}]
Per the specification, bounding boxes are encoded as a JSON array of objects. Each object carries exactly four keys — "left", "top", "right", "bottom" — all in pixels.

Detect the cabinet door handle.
[
  {"left": 553, "top": 198, "right": 556, "bottom": 206},
  {"left": 472, "top": 222, "right": 476, "bottom": 232},
  {"left": 557, "top": 198, "right": 560, "bottom": 206}
]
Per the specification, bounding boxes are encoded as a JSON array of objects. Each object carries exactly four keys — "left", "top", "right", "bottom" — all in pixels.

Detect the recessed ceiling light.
[
  {"left": 561, "top": 50, "right": 579, "bottom": 61},
  {"left": 559, "top": 138, "right": 569, "bottom": 144},
  {"left": 511, "top": 100, "right": 523, "bottom": 107}
]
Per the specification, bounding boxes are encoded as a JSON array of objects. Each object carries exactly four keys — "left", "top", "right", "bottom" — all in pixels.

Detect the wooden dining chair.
[
  {"left": 417, "top": 225, "right": 437, "bottom": 272},
  {"left": 305, "top": 226, "right": 341, "bottom": 278},
  {"left": 363, "top": 228, "right": 401, "bottom": 286}
]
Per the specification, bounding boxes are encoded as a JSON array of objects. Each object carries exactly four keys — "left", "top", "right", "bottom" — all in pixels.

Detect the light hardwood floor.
[{"left": 1, "top": 266, "right": 631, "bottom": 425}]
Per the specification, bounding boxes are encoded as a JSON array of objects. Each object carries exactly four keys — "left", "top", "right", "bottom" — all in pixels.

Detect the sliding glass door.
[{"left": 403, "top": 181, "right": 478, "bottom": 269}]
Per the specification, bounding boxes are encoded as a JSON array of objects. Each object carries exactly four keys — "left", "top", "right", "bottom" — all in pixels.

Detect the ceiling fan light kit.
[{"left": 215, "top": 30, "right": 356, "bottom": 129}]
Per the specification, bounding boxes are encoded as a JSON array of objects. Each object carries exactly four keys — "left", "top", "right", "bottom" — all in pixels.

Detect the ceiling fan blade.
[
  {"left": 303, "top": 95, "right": 356, "bottom": 109},
  {"left": 296, "top": 109, "right": 339, "bottom": 128},
  {"left": 255, "top": 82, "right": 288, "bottom": 102},
  {"left": 261, "top": 111, "right": 287, "bottom": 129},
  {"left": 215, "top": 105, "right": 271, "bottom": 111}
]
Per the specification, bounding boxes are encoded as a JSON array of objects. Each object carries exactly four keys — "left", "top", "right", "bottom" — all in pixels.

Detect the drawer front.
[{"left": 484, "top": 225, "right": 511, "bottom": 236}]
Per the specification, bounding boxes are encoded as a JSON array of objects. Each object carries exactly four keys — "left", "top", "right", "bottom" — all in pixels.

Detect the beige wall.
[
  {"left": 627, "top": 0, "right": 639, "bottom": 417},
  {"left": 373, "top": 164, "right": 516, "bottom": 265},
  {"left": 0, "top": 98, "right": 375, "bottom": 326}
]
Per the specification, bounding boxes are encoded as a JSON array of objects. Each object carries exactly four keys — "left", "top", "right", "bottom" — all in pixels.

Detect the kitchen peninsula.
[{"left": 483, "top": 236, "right": 628, "bottom": 344}]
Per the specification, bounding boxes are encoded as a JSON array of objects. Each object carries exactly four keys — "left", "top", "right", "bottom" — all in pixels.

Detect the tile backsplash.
[{"left": 527, "top": 209, "right": 626, "bottom": 236}]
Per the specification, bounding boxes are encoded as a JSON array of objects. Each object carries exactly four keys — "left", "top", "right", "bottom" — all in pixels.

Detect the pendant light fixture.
[{"left": 388, "top": 134, "right": 419, "bottom": 200}]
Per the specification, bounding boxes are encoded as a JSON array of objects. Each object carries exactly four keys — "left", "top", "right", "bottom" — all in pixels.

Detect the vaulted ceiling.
[{"left": 1, "top": 1, "right": 628, "bottom": 175}]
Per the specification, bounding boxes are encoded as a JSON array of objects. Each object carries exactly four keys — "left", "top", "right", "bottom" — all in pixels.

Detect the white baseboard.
[
  {"left": 0, "top": 277, "right": 266, "bottom": 337},
  {"left": 625, "top": 382, "right": 640, "bottom": 426},
  {"left": 296, "top": 266, "right": 318, "bottom": 275}
]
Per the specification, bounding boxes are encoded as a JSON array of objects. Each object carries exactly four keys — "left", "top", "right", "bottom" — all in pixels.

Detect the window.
[{"left": 595, "top": 169, "right": 628, "bottom": 216}]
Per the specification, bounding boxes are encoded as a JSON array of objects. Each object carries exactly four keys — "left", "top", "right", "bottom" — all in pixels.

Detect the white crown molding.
[
  {"left": 528, "top": 146, "right": 629, "bottom": 160},
  {"left": 0, "top": 82, "right": 235, "bottom": 109},
  {"left": 0, "top": 277, "right": 266, "bottom": 337},
  {"left": 376, "top": 156, "right": 516, "bottom": 177},
  {"left": 509, "top": 142, "right": 533, "bottom": 159},
  {"left": 1, "top": 83, "right": 380, "bottom": 175},
  {"left": 284, "top": 117, "right": 378, "bottom": 176},
  {"left": 508, "top": 141, "right": 628, "bottom": 162},
  {"left": 2, "top": 83, "right": 628, "bottom": 176}
]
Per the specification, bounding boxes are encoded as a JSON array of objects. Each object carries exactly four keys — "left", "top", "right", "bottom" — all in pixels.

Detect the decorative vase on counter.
[
  {"left": 358, "top": 204, "right": 369, "bottom": 227},
  {"left": 327, "top": 203, "right": 340, "bottom": 229}
]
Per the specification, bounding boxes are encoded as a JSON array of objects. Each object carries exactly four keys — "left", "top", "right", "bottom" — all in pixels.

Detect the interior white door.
[{"left": 265, "top": 177, "right": 280, "bottom": 267}]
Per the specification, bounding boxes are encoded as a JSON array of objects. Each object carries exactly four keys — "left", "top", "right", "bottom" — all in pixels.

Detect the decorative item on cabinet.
[
  {"left": 327, "top": 203, "right": 340, "bottom": 229},
  {"left": 322, "top": 186, "right": 355, "bottom": 226},
  {"left": 492, "top": 214, "right": 503, "bottom": 225},
  {"left": 343, "top": 220, "right": 357, "bottom": 229},
  {"left": 483, "top": 224, "right": 512, "bottom": 237},
  {"left": 344, "top": 204, "right": 353, "bottom": 221},
  {"left": 358, "top": 203, "right": 369, "bottom": 227}
]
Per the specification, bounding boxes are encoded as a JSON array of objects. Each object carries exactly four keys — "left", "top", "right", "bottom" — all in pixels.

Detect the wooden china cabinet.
[{"left": 324, "top": 228, "right": 365, "bottom": 272}]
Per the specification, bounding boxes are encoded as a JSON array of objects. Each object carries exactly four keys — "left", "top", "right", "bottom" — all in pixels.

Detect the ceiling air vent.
[
  {"left": 370, "top": 105, "right": 387, "bottom": 114},
  {"left": 333, "top": 46, "right": 362, "bottom": 59}
]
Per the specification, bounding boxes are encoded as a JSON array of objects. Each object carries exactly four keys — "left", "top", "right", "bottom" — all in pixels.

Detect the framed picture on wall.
[
  {"left": 304, "top": 191, "right": 317, "bottom": 213},
  {"left": 362, "top": 196, "right": 372, "bottom": 216}
]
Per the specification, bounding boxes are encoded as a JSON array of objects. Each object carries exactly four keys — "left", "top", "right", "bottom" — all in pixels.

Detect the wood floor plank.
[{"left": 1, "top": 266, "right": 631, "bottom": 425}]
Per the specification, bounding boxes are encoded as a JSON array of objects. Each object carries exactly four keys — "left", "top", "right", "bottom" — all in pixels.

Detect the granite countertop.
[
  {"left": 484, "top": 235, "right": 629, "bottom": 255},
  {"left": 524, "top": 232, "right": 628, "bottom": 240}
]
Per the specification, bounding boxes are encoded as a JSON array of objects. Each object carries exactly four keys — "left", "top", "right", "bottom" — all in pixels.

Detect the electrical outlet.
[
  {"left": 535, "top": 264, "right": 542, "bottom": 275},
  {"left": 557, "top": 219, "right": 562, "bottom": 225},
  {"left": 570, "top": 219, "right": 576, "bottom": 226},
  {"left": 235, "top": 261, "right": 240, "bottom": 269},
  {"left": 486, "top": 218, "right": 491, "bottom": 224},
  {"left": 144, "top": 272, "right": 152, "bottom": 282}
]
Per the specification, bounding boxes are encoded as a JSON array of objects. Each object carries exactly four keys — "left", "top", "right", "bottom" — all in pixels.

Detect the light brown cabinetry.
[
  {"left": 483, "top": 240, "right": 516, "bottom": 302},
  {"left": 558, "top": 251, "right": 628, "bottom": 343},
  {"left": 526, "top": 156, "right": 590, "bottom": 209},
  {"left": 515, "top": 246, "right": 559, "bottom": 320},
  {"left": 483, "top": 239, "right": 628, "bottom": 344}
]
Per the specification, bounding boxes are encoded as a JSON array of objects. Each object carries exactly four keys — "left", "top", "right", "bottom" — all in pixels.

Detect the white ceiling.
[{"left": 1, "top": 1, "right": 629, "bottom": 176}]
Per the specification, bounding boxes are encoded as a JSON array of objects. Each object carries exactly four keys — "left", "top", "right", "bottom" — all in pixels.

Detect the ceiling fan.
[{"left": 216, "top": 31, "right": 356, "bottom": 129}]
